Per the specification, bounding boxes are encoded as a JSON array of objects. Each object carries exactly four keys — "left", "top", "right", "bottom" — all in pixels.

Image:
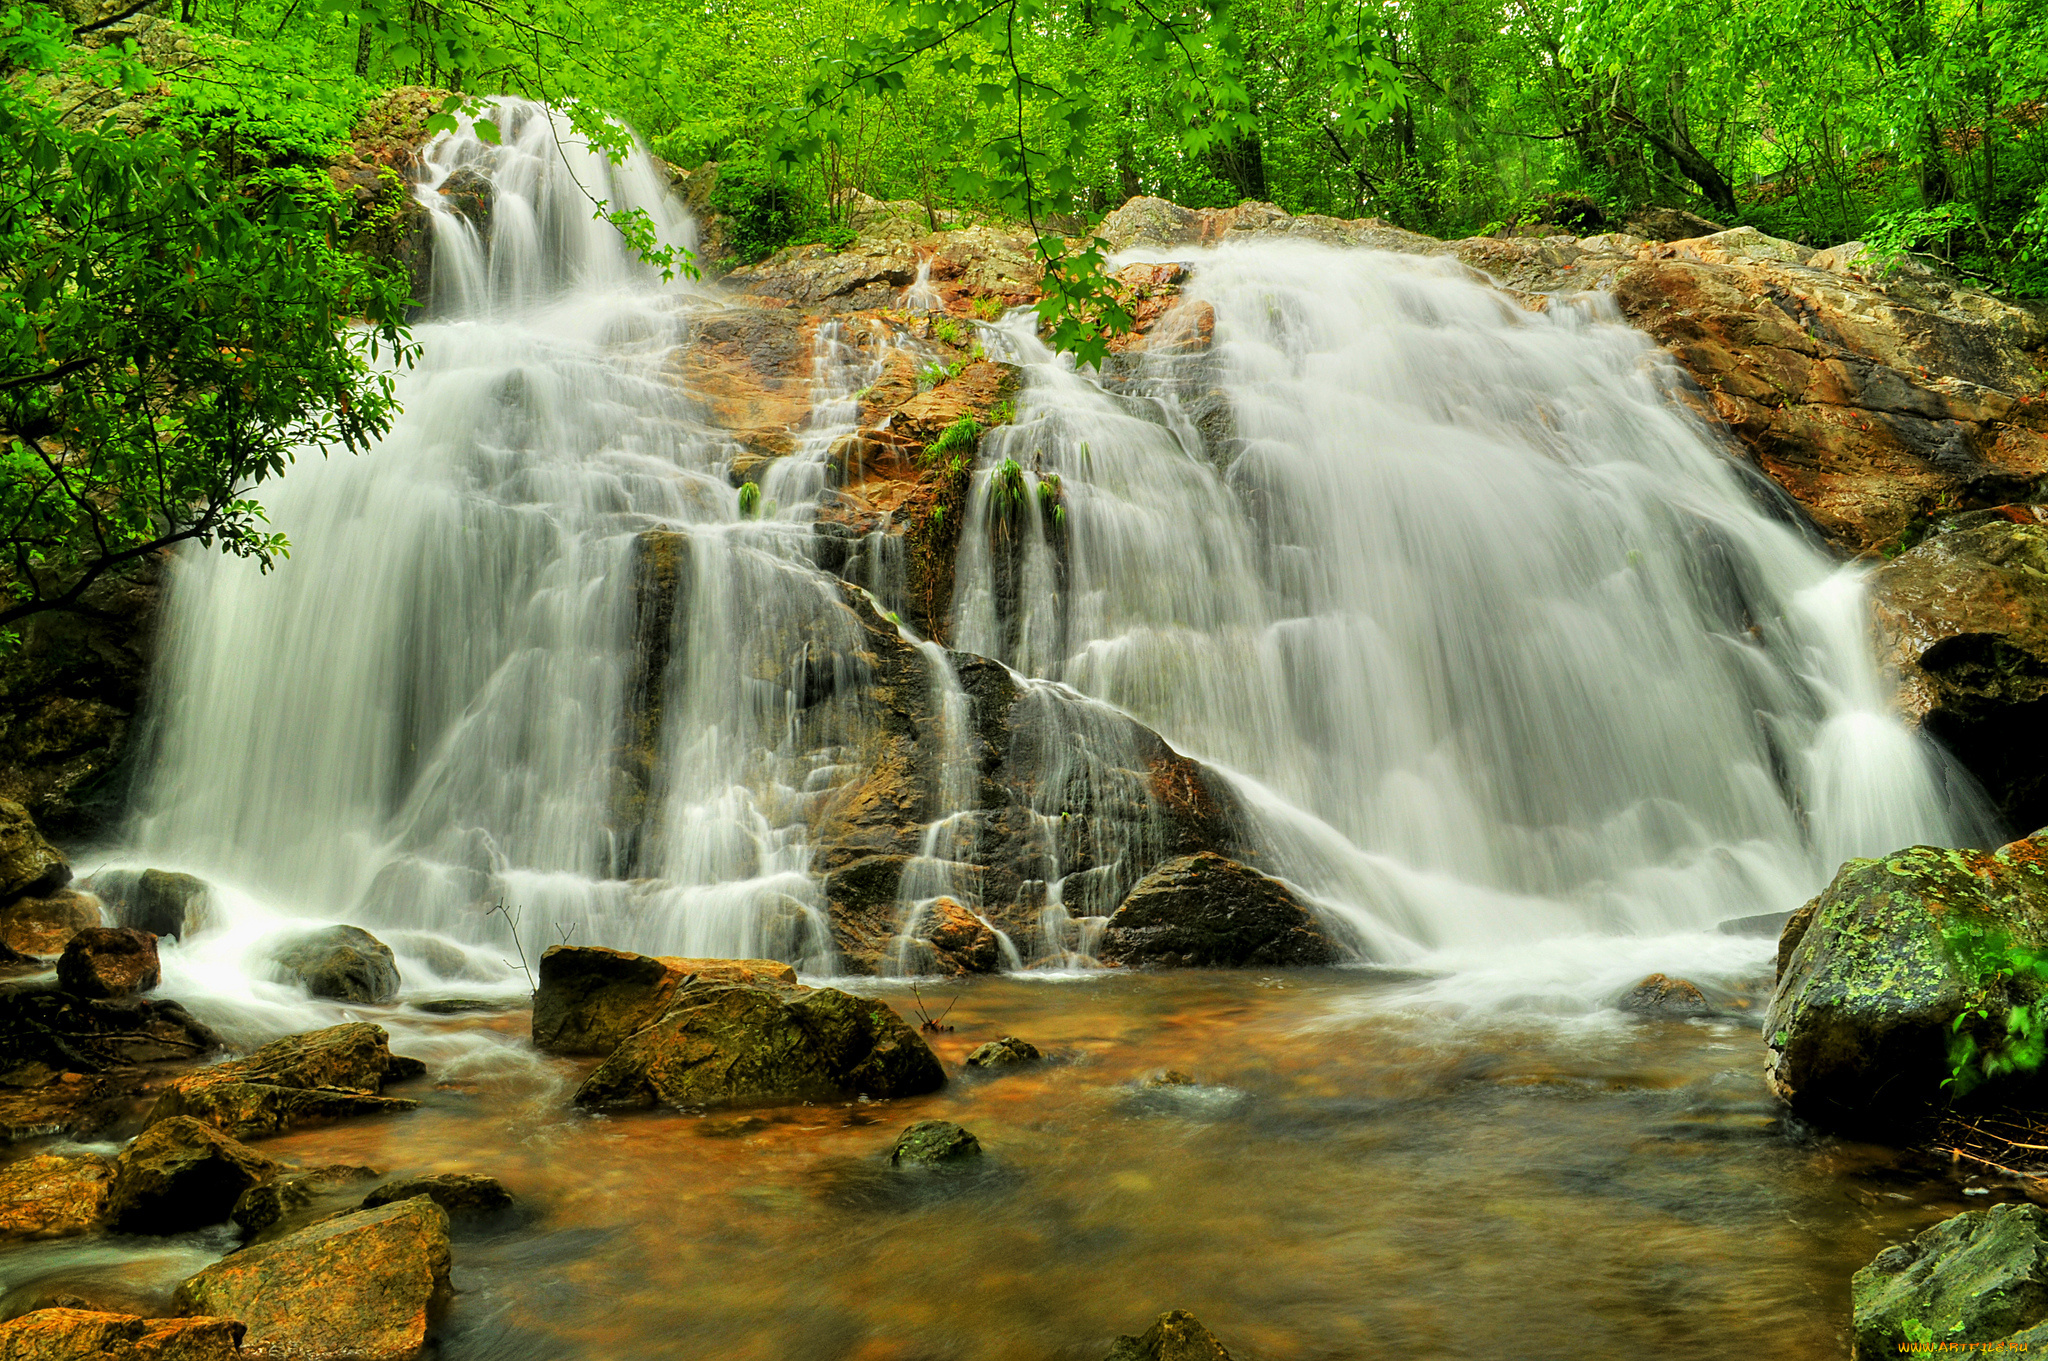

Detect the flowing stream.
[{"left": 3, "top": 98, "right": 2014, "bottom": 1358}]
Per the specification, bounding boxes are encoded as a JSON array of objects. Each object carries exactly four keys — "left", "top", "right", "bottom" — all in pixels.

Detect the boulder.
[
  {"left": 57, "top": 927, "right": 160, "bottom": 999},
  {"left": 1852, "top": 1202, "right": 2048, "bottom": 1359},
  {"left": 146, "top": 1022, "right": 422, "bottom": 1140},
  {"left": 174, "top": 1196, "right": 452, "bottom": 1361},
  {"left": 531, "top": 945, "right": 797, "bottom": 1055},
  {"left": 232, "top": 1164, "right": 381, "bottom": 1237},
  {"left": 1620, "top": 206, "right": 1728, "bottom": 241},
  {"left": 891, "top": 1119, "right": 982, "bottom": 1167},
  {"left": 272, "top": 925, "right": 400, "bottom": 1004},
  {"left": 1764, "top": 833, "right": 2048, "bottom": 1134},
  {"left": 1098, "top": 853, "right": 1339, "bottom": 969},
  {"left": 0, "top": 889, "right": 102, "bottom": 956},
  {"left": 88, "top": 869, "right": 210, "bottom": 940},
  {"left": 105, "top": 1115, "right": 279, "bottom": 1235},
  {"left": 573, "top": 980, "right": 945, "bottom": 1111},
  {"left": 0, "top": 1153, "right": 111, "bottom": 1240},
  {"left": 914, "top": 897, "right": 1002, "bottom": 976},
  {"left": 0, "top": 983, "right": 219, "bottom": 1075},
  {"left": 1870, "top": 509, "right": 2048, "bottom": 831},
  {"left": 0, "top": 799, "right": 69, "bottom": 903},
  {"left": 964, "top": 1036, "right": 1042, "bottom": 1070},
  {"left": 361, "top": 1172, "right": 513, "bottom": 1216},
  {"left": 1105, "top": 1309, "right": 1235, "bottom": 1361},
  {"left": 0, "top": 1309, "right": 244, "bottom": 1361},
  {"left": 1717, "top": 910, "right": 1794, "bottom": 938},
  {"left": 1616, "top": 973, "right": 1713, "bottom": 1016}
]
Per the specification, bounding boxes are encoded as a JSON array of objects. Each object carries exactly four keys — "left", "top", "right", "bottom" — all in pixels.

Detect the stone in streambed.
[
  {"left": 232, "top": 1164, "right": 381, "bottom": 1237},
  {"left": 86, "top": 868, "right": 211, "bottom": 940},
  {"left": 105, "top": 1116, "right": 279, "bottom": 1234},
  {"left": 573, "top": 980, "right": 944, "bottom": 1111},
  {"left": 146, "top": 1021, "right": 422, "bottom": 1140},
  {"left": 0, "top": 799, "right": 70, "bottom": 904},
  {"left": 0, "top": 889, "right": 101, "bottom": 957},
  {"left": 1764, "top": 832, "right": 2048, "bottom": 1135},
  {"left": 1616, "top": 973, "right": 1713, "bottom": 1016},
  {"left": 891, "top": 1119, "right": 981, "bottom": 1166},
  {"left": 0, "top": 1153, "right": 111, "bottom": 1241},
  {"left": 964, "top": 1036, "right": 1042, "bottom": 1070},
  {"left": 531, "top": 944, "right": 798, "bottom": 1055},
  {"left": 1851, "top": 1202, "right": 2048, "bottom": 1359},
  {"left": 0, "top": 1309, "right": 245, "bottom": 1361},
  {"left": 1098, "top": 853, "right": 1338, "bottom": 969},
  {"left": 174, "top": 1196, "right": 451, "bottom": 1361},
  {"left": 362, "top": 1172, "right": 513, "bottom": 1217},
  {"left": 1717, "top": 910, "right": 1793, "bottom": 938},
  {"left": 273, "top": 924, "right": 400, "bottom": 1004},
  {"left": 57, "top": 927, "right": 160, "bottom": 999},
  {"left": 1105, "top": 1309, "right": 1235, "bottom": 1360}
]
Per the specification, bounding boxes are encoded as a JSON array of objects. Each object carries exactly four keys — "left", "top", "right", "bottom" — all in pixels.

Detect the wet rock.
[
  {"left": 1764, "top": 832, "right": 2048, "bottom": 1134},
  {"left": 57, "top": 927, "right": 160, "bottom": 999},
  {"left": 174, "top": 1196, "right": 452, "bottom": 1361},
  {"left": 964, "top": 1036, "right": 1042, "bottom": 1070},
  {"left": 0, "top": 983, "right": 219, "bottom": 1075},
  {"left": 1099, "top": 853, "right": 1339, "bottom": 969},
  {"left": 1852, "top": 1202, "right": 2048, "bottom": 1359},
  {"left": 890, "top": 1119, "right": 981, "bottom": 1166},
  {"left": 573, "top": 980, "right": 945, "bottom": 1111},
  {"left": 0, "top": 799, "right": 70, "bottom": 903},
  {"left": 0, "top": 1309, "right": 245, "bottom": 1361},
  {"left": 1616, "top": 973, "right": 1713, "bottom": 1016},
  {"left": 1717, "top": 910, "right": 1794, "bottom": 937},
  {"left": 146, "top": 1021, "right": 422, "bottom": 1140},
  {"left": 89, "top": 869, "right": 211, "bottom": 940},
  {"left": 232, "top": 1164, "right": 381, "bottom": 1237},
  {"left": 0, "top": 889, "right": 102, "bottom": 956},
  {"left": 914, "top": 897, "right": 1002, "bottom": 976},
  {"left": 0, "top": 1153, "right": 111, "bottom": 1240},
  {"left": 105, "top": 1115, "right": 280, "bottom": 1234},
  {"left": 388, "top": 932, "right": 473, "bottom": 980},
  {"left": 1621, "top": 206, "right": 1728, "bottom": 241},
  {"left": 1144, "top": 1070, "right": 1196, "bottom": 1088},
  {"left": 531, "top": 944, "right": 798, "bottom": 1055},
  {"left": 1870, "top": 510, "right": 2048, "bottom": 831},
  {"left": 273, "top": 924, "right": 400, "bottom": 1004},
  {"left": 362, "top": 1172, "right": 514, "bottom": 1217},
  {"left": 1104, "top": 1309, "right": 1235, "bottom": 1360},
  {"left": 411, "top": 997, "right": 510, "bottom": 1015}
]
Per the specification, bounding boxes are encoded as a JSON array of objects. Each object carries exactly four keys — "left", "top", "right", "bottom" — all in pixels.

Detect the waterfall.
[
  {"left": 109, "top": 102, "right": 1992, "bottom": 1011},
  {"left": 953, "top": 241, "right": 1994, "bottom": 973}
]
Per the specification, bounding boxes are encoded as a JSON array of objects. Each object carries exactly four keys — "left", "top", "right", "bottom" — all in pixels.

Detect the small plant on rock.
[
  {"left": 927, "top": 415, "right": 980, "bottom": 462},
  {"left": 971, "top": 296, "right": 1004, "bottom": 320},
  {"left": 932, "top": 317, "right": 966, "bottom": 346},
  {"left": 737, "top": 482, "right": 762, "bottom": 518},
  {"left": 991, "top": 456, "right": 1027, "bottom": 529},
  {"left": 1942, "top": 921, "right": 2048, "bottom": 1097}
]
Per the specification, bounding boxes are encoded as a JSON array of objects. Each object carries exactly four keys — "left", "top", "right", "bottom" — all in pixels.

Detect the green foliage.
[
  {"left": 1900, "top": 1318, "right": 1937, "bottom": 1345},
  {"left": 989, "top": 455, "right": 1026, "bottom": 524},
  {"left": 931, "top": 318, "right": 966, "bottom": 346},
  {"left": 1, "top": 8, "right": 413, "bottom": 634},
  {"left": 709, "top": 156, "right": 817, "bottom": 264},
  {"left": 1942, "top": 922, "right": 2048, "bottom": 1097},
  {"left": 737, "top": 481, "right": 762, "bottom": 517},
  {"left": 927, "top": 416, "right": 980, "bottom": 460},
  {"left": 970, "top": 296, "right": 1003, "bottom": 320}
]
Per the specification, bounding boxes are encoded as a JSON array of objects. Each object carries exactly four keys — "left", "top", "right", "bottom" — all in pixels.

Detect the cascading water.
[
  {"left": 953, "top": 242, "right": 1995, "bottom": 996},
  {"left": 106, "top": 102, "right": 1992, "bottom": 1020}
]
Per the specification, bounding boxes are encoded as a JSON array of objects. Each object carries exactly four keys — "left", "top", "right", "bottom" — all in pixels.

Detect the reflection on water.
[{"left": 1, "top": 971, "right": 1999, "bottom": 1359}]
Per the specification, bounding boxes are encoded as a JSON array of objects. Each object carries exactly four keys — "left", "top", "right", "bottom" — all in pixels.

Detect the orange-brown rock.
[
  {"left": 57, "top": 927, "right": 159, "bottom": 999},
  {"left": 0, "top": 1152, "right": 111, "bottom": 1240},
  {"left": 910, "top": 897, "right": 1002, "bottom": 975},
  {"left": 174, "top": 1197, "right": 452, "bottom": 1361},
  {"left": 531, "top": 944, "right": 799, "bottom": 1055},
  {"left": 0, "top": 798, "right": 70, "bottom": 904},
  {"left": 0, "top": 889, "right": 101, "bottom": 956},
  {"left": 668, "top": 306, "right": 815, "bottom": 475},
  {"left": 145, "top": 1022, "right": 421, "bottom": 1141},
  {"left": 0, "top": 1309, "right": 245, "bottom": 1361}
]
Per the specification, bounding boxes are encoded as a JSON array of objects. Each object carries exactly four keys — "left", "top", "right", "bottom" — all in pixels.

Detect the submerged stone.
[
  {"left": 891, "top": 1119, "right": 982, "bottom": 1166},
  {"left": 1852, "top": 1202, "right": 2048, "bottom": 1359},
  {"left": 573, "top": 981, "right": 945, "bottom": 1111},
  {"left": 1105, "top": 1309, "right": 1234, "bottom": 1360},
  {"left": 1099, "top": 854, "right": 1339, "bottom": 969},
  {"left": 1616, "top": 973, "right": 1712, "bottom": 1016},
  {"left": 362, "top": 1172, "right": 514, "bottom": 1217},
  {"left": 963, "top": 1036, "right": 1042, "bottom": 1070},
  {"left": 175, "top": 1197, "right": 452, "bottom": 1361}
]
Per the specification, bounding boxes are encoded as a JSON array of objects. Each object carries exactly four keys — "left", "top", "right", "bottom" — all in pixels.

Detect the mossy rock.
[
  {"left": 1852, "top": 1202, "right": 2048, "bottom": 1359},
  {"left": 1763, "top": 833, "right": 2048, "bottom": 1135},
  {"left": 890, "top": 1119, "right": 982, "bottom": 1167}
]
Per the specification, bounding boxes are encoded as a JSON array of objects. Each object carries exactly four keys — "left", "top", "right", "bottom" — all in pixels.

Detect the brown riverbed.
[{"left": 0, "top": 968, "right": 2001, "bottom": 1359}]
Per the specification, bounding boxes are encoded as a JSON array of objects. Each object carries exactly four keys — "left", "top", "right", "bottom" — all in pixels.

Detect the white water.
[{"left": 98, "top": 104, "right": 1994, "bottom": 1026}]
